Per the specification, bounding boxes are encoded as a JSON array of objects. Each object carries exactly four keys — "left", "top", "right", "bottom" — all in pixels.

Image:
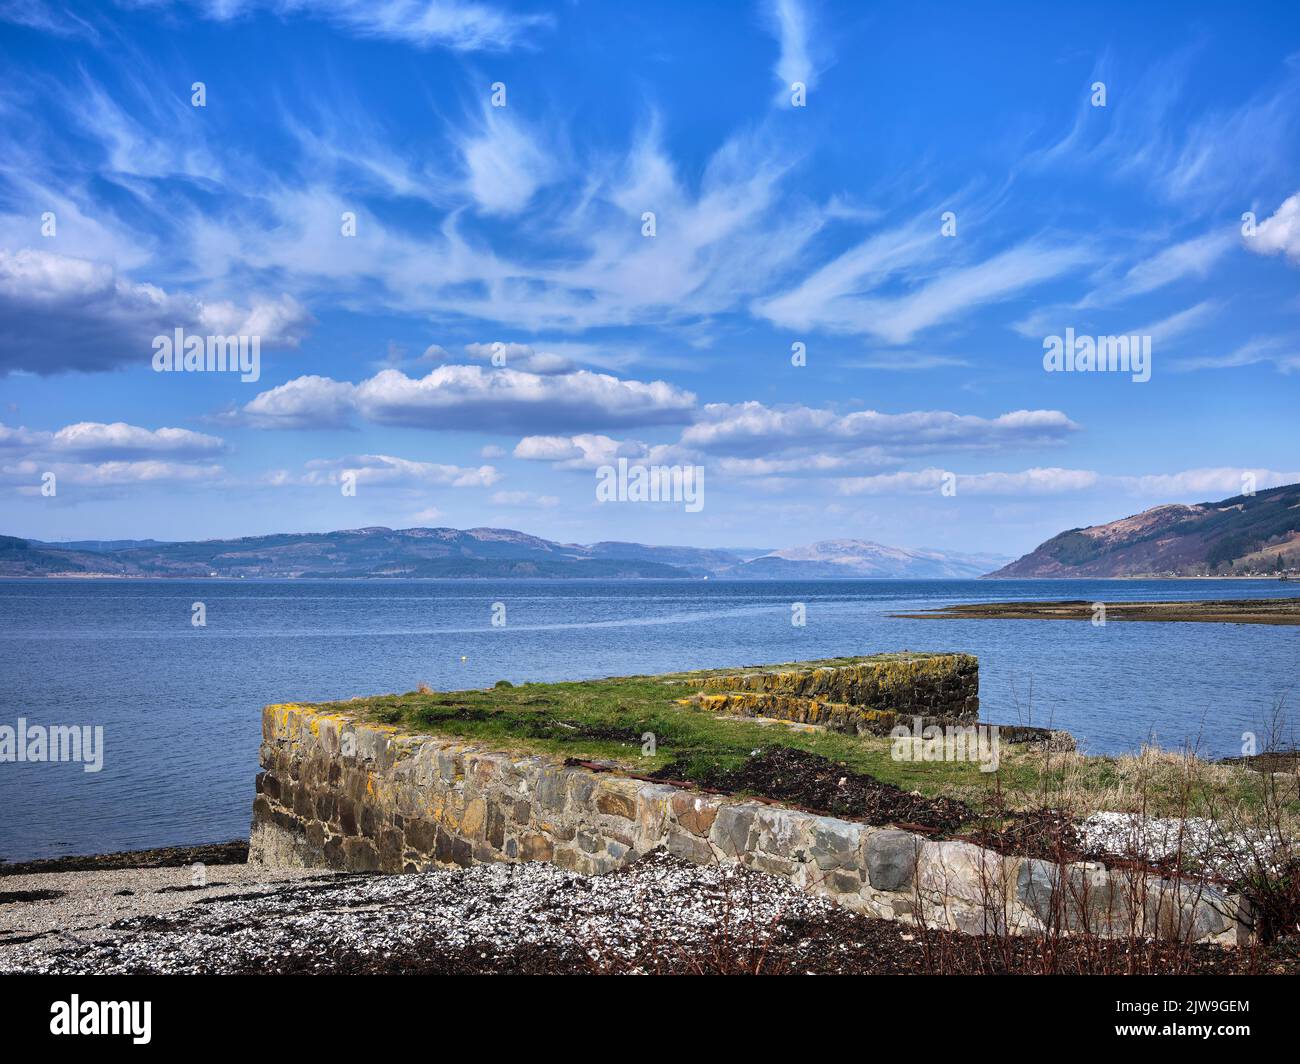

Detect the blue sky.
[{"left": 1, "top": 0, "right": 1298, "bottom": 554}]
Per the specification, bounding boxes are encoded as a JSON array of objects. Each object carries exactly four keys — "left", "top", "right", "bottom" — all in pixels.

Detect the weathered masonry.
[
  {"left": 684, "top": 653, "right": 980, "bottom": 733},
  {"left": 250, "top": 659, "right": 1247, "bottom": 946}
]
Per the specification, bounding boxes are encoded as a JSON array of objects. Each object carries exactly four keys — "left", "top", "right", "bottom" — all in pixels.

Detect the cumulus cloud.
[
  {"left": 1243, "top": 192, "right": 1300, "bottom": 264},
  {"left": 513, "top": 433, "right": 651, "bottom": 470},
  {"left": 459, "top": 342, "right": 576, "bottom": 375},
  {"left": 837, "top": 467, "right": 1101, "bottom": 497},
  {"left": 680, "top": 402, "right": 1078, "bottom": 457},
  {"left": 237, "top": 365, "right": 697, "bottom": 434},
  {"left": 298, "top": 454, "right": 501, "bottom": 489},
  {"left": 47, "top": 422, "right": 226, "bottom": 460},
  {"left": 2, "top": 458, "right": 223, "bottom": 492},
  {"left": 0, "top": 416, "right": 231, "bottom": 495},
  {"left": 1, "top": 418, "right": 227, "bottom": 463},
  {"left": 0, "top": 248, "right": 313, "bottom": 375},
  {"left": 512, "top": 404, "right": 1079, "bottom": 484},
  {"left": 354, "top": 365, "right": 696, "bottom": 432},
  {"left": 236, "top": 375, "right": 358, "bottom": 429},
  {"left": 0, "top": 421, "right": 47, "bottom": 454}
]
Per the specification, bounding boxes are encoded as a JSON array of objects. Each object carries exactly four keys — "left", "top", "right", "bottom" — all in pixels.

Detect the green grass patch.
[{"left": 309, "top": 660, "right": 1297, "bottom": 823}]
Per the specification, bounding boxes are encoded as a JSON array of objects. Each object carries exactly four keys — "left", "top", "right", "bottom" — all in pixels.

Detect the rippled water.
[{"left": 1, "top": 578, "right": 1297, "bottom": 861}]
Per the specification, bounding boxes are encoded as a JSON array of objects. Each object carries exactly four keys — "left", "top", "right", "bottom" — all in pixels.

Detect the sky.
[{"left": 1, "top": 0, "right": 1298, "bottom": 555}]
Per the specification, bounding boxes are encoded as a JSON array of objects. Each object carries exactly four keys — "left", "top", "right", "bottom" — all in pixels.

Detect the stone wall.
[
  {"left": 249, "top": 702, "right": 1249, "bottom": 946},
  {"left": 696, "top": 654, "right": 979, "bottom": 722},
  {"left": 679, "top": 656, "right": 1071, "bottom": 749}
]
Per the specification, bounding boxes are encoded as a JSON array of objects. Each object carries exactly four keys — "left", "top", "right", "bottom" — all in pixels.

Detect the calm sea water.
[{"left": 1, "top": 578, "right": 1297, "bottom": 861}]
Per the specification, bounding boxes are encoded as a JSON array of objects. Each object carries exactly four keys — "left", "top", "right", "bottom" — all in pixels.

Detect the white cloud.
[
  {"left": 0, "top": 418, "right": 228, "bottom": 465},
  {"left": 356, "top": 366, "right": 696, "bottom": 432},
  {"left": 837, "top": 467, "right": 1100, "bottom": 497},
  {"left": 1, "top": 70, "right": 814, "bottom": 334},
  {"left": 458, "top": 109, "right": 557, "bottom": 214},
  {"left": 1244, "top": 192, "right": 1300, "bottom": 264},
  {"left": 168, "top": 0, "right": 550, "bottom": 51},
  {"left": 3, "top": 458, "right": 223, "bottom": 491},
  {"left": 765, "top": 0, "right": 818, "bottom": 102},
  {"left": 460, "top": 342, "right": 575, "bottom": 374},
  {"left": 237, "top": 375, "right": 360, "bottom": 429},
  {"left": 1095, "top": 229, "right": 1235, "bottom": 303},
  {"left": 0, "top": 416, "right": 231, "bottom": 496},
  {"left": 0, "top": 421, "right": 47, "bottom": 454},
  {"left": 714, "top": 452, "right": 889, "bottom": 477},
  {"left": 238, "top": 365, "right": 697, "bottom": 433},
  {"left": 0, "top": 0, "right": 99, "bottom": 38},
  {"left": 835, "top": 465, "right": 1300, "bottom": 499},
  {"left": 757, "top": 230, "right": 1090, "bottom": 342},
  {"left": 1118, "top": 467, "right": 1300, "bottom": 498},
  {"left": 490, "top": 490, "right": 559, "bottom": 508},
  {"left": 1172, "top": 336, "right": 1300, "bottom": 374},
  {"left": 847, "top": 352, "right": 973, "bottom": 371},
  {"left": 681, "top": 402, "right": 1078, "bottom": 456},
  {"left": 753, "top": 218, "right": 938, "bottom": 332},
  {"left": 1029, "top": 50, "right": 1300, "bottom": 207},
  {"left": 196, "top": 294, "right": 313, "bottom": 344},
  {"left": 49, "top": 422, "right": 226, "bottom": 460},
  {"left": 1128, "top": 299, "right": 1218, "bottom": 344},
  {"left": 0, "top": 248, "right": 312, "bottom": 374},
  {"left": 513, "top": 433, "right": 652, "bottom": 470},
  {"left": 863, "top": 243, "right": 1091, "bottom": 344},
  {"left": 513, "top": 405, "right": 1080, "bottom": 485},
  {"left": 299, "top": 454, "right": 501, "bottom": 489}
]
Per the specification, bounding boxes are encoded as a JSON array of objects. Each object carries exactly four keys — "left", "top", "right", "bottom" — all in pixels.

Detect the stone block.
[
  {"left": 807, "top": 816, "right": 864, "bottom": 870},
  {"left": 666, "top": 830, "right": 715, "bottom": 865},
  {"left": 519, "top": 833, "right": 554, "bottom": 862},
  {"left": 670, "top": 792, "right": 718, "bottom": 837},
  {"left": 710, "top": 805, "right": 757, "bottom": 857},
  {"left": 865, "top": 829, "right": 921, "bottom": 892},
  {"left": 595, "top": 787, "right": 636, "bottom": 819}
]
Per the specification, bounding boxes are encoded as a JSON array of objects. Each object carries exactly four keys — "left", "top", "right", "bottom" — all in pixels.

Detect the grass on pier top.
[{"left": 307, "top": 655, "right": 1296, "bottom": 822}]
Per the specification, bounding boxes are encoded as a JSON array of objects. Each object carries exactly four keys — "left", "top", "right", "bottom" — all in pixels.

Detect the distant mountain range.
[
  {"left": 724, "top": 539, "right": 1008, "bottom": 579},
  {"left": 989, "top": 482, "right": 1300, "bottom": 578},
  {"left": 0, "top": 528, "right": 1007, "bottom": 580},
  {"left": 13, "top": 481, "right": 1296, "bottom": 581}
]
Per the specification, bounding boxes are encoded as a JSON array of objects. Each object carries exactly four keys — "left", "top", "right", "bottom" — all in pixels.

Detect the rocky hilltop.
[{"left": 990, "top": 483, "right": 1300, "bottom": 578}]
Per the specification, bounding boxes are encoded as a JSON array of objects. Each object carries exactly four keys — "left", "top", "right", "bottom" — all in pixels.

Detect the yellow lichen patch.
[
  {"left": 681, "top": 690, "right": 911, "bottom": 735},
  {"left": 695, "top": 654, "right": 976, "bottom": 717}
]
